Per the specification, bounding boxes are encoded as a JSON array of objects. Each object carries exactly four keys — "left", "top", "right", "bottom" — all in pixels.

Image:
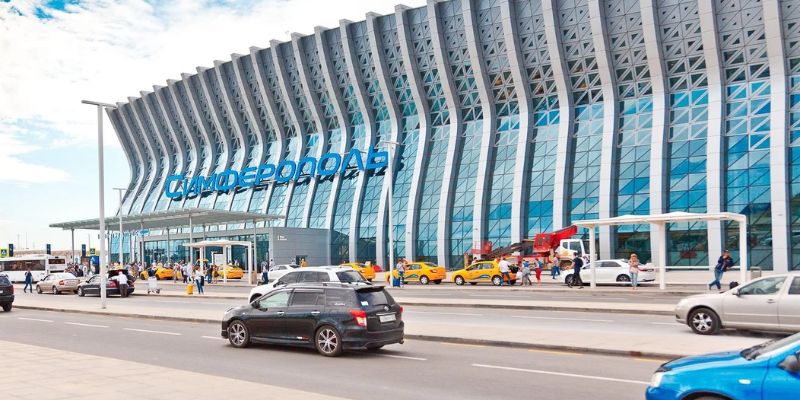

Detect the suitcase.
[
  {"left": 392, "top": 277, "right": 401, "bottom": 287},
  {"left": 186, "top": 282, "right": 194, "bottom": 295}
]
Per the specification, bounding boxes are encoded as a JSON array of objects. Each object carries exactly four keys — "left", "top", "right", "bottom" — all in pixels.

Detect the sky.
[{"left": 0, "top": 0, "right": 426, "bottom": 251}]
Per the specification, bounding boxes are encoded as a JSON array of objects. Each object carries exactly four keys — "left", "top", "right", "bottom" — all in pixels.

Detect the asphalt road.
[{"left": 1, "top": 309, "right": 662, "bottom": 400}]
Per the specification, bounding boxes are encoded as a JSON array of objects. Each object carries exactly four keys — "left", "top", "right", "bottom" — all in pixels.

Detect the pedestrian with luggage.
[
  {"left": 629, "top": 253, "right": 640, "bottom": 290},
  {"left": 195, "top": 266, "right": 205, "bottom": 295},
  {"left": 520, "top": 259, "right": 532, "bottom": 286},
  {"left": 709, "top": 250, "right": 733, "bottom": 291}
]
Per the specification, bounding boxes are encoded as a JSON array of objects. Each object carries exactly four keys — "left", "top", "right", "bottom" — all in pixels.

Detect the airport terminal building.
[{"left": 105, "top": 0, "right": 800, "bottom": 271}]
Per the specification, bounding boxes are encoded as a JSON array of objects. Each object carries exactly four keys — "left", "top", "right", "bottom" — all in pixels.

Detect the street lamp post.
[
  {"left": 112, "top": 188, "right": 127, "bottom": 265},
  {"left": 380, "top": 140, "right": 400, "bottom": 282},
  {"left": 82, "top": 99, "right": 117, "bottom": 310}
]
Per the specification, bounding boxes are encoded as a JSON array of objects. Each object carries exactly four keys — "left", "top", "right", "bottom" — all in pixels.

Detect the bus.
[{"left": 0, "top": 255, "right": 67, "bottom": 283}]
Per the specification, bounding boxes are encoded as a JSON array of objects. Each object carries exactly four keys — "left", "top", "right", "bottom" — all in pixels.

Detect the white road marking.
[
  {"left": 65, "top": 322, "right": 108, "bottom": 328},
  {"left": 123, "top": 328, "right": 181, "bottom": 336},
  {"left": 201, "top": 336, "right": 227, "bottom": 341},
  {"left": 410, "top": 311, "right": 483, "bottom": 316},
  {"left": 510, "top": 315, "right": 614, "bottom": 323},
  {"left": 18, "top": 317, "right": 53, "bottom": 323},
  {"left": 472, "top": 364, "right": 649, "bottom": 385},
  {"left": 379, "top": 354, "right": 427, "bottom": 361}
]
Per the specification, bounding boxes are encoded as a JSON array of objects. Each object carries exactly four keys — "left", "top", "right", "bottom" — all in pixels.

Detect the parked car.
[
  {"left": 452, "top": 260, "right": 518, "bottom": 286},
  {"left": 340, "top": 263, "right": 376, "bottom": 281},
  {"left": 385, "top": 261, "right": 446, "bottom": 285},
  {"left": 249, "top": 267, "right": 369, "bottom": 303},
  {"left": 562, "top": 259, "right": 656, "bottom": 286},
  {"left": 0, "top": 274, "right": 14, "bottom": 312},
  {"left": 267, "top": 264, "right": 299, "bottom": 283},
  {"left": 676, "top": 272, "right": 800, "bottom": 335},
  {"left": 223, "top": 283, "right": 404, "bottom": 356},
  {"left": 214, "top": 265, "right": 244, "bottom": 279},
  {"left": 646, "top": 332, "right": 800, "bottom": 400},
  {"left": 77, "top": 270, "right": 136, "bottom": 297},
  {"left": 36, "top": 272, "right": 80, "bottom": 294}
]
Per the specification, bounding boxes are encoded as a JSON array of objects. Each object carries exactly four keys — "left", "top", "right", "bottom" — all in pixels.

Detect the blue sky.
[{"left": 0, "top": 0, "right": 425, "bottom": 250}]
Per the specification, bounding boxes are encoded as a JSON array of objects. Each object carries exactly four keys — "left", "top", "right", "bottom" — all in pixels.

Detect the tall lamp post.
[
  {"left": 380, "top": 140, "right": 400, "bottom": 281},
  {"left": 112, "top": 188, "right": 127, "bottom": 265},
  {"left": 82, "top": 100, "right": 117, "bottom": 310}
]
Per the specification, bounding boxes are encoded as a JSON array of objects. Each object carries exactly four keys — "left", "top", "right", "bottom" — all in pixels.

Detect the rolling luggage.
[{"left": 186, "top": 282, "right": 194, "bottom": 295}]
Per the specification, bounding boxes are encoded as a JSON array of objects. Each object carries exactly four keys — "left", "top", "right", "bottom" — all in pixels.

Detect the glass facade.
[{"left": 109, "top": 0, "right": 799, "bottom": 272}]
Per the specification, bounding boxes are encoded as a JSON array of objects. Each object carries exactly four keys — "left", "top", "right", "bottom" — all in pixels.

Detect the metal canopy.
[
  {"left": 571, "top": 212, "right": 748, "bottom": 290},
  {"left": 183, "top": 239, "right": 253, "bottom": 248},
  {"left": 49, "top": 208, "right": 284, "bottom": 231}
]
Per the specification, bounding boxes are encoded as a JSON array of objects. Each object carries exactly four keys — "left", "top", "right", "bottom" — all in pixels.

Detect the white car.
[
  {"left": 265, "top": 264, "right": 298, "bottom": 282},
  {"left": 248, "top": 266, "right": 370, "bottom": 303},
  {"left": 676, "top": 272, "right": 800, "bottom": 335},
  {"left": 561, "top": 259, "right": 656, "bottom": 286}
]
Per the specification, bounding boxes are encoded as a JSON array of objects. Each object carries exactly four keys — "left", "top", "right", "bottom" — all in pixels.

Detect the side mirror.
[
  {"left": 778, "top": 354, "right": 800, "bottom": 373},
  {"left": 275, "top": 280, "right": 286, "bottom": 287},
  {"left": 734, "top": 289, "right": 742, "bottom": 297}
]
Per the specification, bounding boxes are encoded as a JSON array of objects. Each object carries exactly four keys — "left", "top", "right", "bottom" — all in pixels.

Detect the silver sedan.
[
  {"left": 36, "top": 273, "right": 81, "bottom": 295},
  {"left": 675, "top": 272, "right": 800, "bottom": 334}
]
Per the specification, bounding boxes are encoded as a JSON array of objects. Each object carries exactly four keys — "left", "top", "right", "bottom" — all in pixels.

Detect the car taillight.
[
  {"left": 58, "top": 280, "right": 64, "bottom": 285},
  {"left": 350, "top": 309, "right": 367, "bottom": 327},
  {"left": 9, "top": 286, "right": 14, "bottom": 294},
  {"left": 399, "top": 306, "right": 404, "bottom": 314},
  {"left": 109, "top": 281, "right": 117, "bottom": 288}
]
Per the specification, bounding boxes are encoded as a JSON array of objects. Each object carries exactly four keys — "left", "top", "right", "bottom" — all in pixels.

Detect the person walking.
[
  {"left": 261, "top": 264, "right": 269, "bottom": 285},
  {"left": 550, "top": 255, "right": 560, "bottom": 279},
  {"left": 709, "top": 250, "right": 734, "bottom": 291},
  {"left": 520, "top": 259, "right": 532, "bottom": 286},
  {"left": 23, "top": 269, "right": 33, "bottom": 293},
  {"left": 568, "top": 252, "right": 583, "bottom": 289},
  {"left": 534, "top": 257, "right": 543, "bottom": 285},
  {"left": 396, "top": 259, "right": 406, "bottom": 287},
  {"left": 498, "top": 257, "right": 511, "bottom": 286},
  {"left": 629, "top": 253, "right": 640, "bottom": 290}
]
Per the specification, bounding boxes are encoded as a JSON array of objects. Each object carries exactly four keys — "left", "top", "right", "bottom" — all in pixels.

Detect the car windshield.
[
  {"left": 423, "top": 263, "right": 437, "bottom": 268},
  {"left": 57, "top": 273, "right": 77, "bottom": 279},
  {"left": 741, "top": 332, "right": 800, "bottom": 360},
  {"left": 336, "top": 271, "right": 366, "bottom": 283}
]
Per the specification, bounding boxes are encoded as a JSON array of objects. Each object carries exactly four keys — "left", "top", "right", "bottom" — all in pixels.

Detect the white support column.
[
  {"left": 429, "top": 0, "right": 461, "bottom": 268},
  {"left": 140, "top": 92, "right": 175, "bottom": 211},
  {"left": 270, "top": 40, "right": 307, "bottom": 227},
  {"left": 213, "top": 60, "right": 250, "bottom": 210},
  {"left": 501, "top": 0, "right": 532, "bottom": 244},
  {"left": 126, "top": 100, "right": 160, "bottom": 214},
  {"left": 311, "top": 28, "right": 340, "bottom": 230},
  {"left": 739, "top": 218, "right": 748, "bottom": 284},
  {"left": 197, "top": 67, "right": 234, "bottom": 210},
  {"left": 165, "top": 81, "right": 202, "bottom": 210},
  {"left": 249, "top": 46, "right": 289, "bottom": 216},
  {"left": 763, "top": 0, "right": 791, "bottom": 273},
  {"left": 462, "top": 0, "right": 495, "bottom": 254},
  {"left": 153, "top": 87, "right": 189, "bottom": 184},
  {"left": 641, "top": 0, "right": 668, "bottom": 268},
  {"left": 180, "top": 75, "right": 218, "bottom": 208},
  {"left": 396, "top": 5, "right": 430, "bottom": 262},
  {"left": 589, "top": 226, "right": 596, "bottom": 289},
  {"left": 315, "top": 27, "right": 350, "bottom": 236},
  {"left": 658, "top": 222, "right": 667, "bottom": 290},
  {"left": 291, "top": 33, "right": 324, "bottom": 229},
  {"left": 541, "top": 0, "right": 574, "bottom": 230},
  {"left": 698, "top": 0, "right": 725, "bottom": 267},
  {"left": 588, "top": 0, "right": 617, "bottom": 259},
  {"left": 107, "top": 110, "right": 143, "bottom": 215}
]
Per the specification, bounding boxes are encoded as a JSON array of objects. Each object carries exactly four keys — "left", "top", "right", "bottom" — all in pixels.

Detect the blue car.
[{"left": 646, "top": 332, "right": 800, "bottom": 399}]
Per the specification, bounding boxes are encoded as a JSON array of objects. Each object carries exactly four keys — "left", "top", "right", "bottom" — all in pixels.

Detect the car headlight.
[{"left": 649, "top": 372, "right": 664, "bottom": 388}]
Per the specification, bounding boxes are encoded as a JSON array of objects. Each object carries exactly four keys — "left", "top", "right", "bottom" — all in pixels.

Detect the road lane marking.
[
  {"left": 472, "top": 364, "right": 649, "bottom": 385},
  {"left": 123, "top": 328, "right": 181, "bottom": 336},
  {"left": 65, "top": 322, "right": 108, "bottom": 328},
  {"left": 410, "top": 311, "right": 483, "bottom": 316},
  {"left": 18, "top": 318, "right": 53, "bottom": 323},
  {"left": 510, "top": 316, "right": 614, "bottom": 323},
  {"left": 201, "top": 336, "right": 227, "bottom": 341},
  {"left": 379, "top": 354, "right": 427, "bottom": 361}
]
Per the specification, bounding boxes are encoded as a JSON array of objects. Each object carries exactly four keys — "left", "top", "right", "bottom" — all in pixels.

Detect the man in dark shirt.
[{"left": 570, "top": 252, "right": 584, "bottom": 289}]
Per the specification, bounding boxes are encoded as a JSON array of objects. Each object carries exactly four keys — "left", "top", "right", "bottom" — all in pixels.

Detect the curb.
[{"left": 13, "top": 305, "right": 681, "bottom": 360}]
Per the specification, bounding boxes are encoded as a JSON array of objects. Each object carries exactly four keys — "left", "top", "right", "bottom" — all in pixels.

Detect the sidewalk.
[
  {"left": 11, "top": 294, "right": 766, "bottom": 359},
  {"left": 0, "top": 340, "right": 348, "bottom": 400}
]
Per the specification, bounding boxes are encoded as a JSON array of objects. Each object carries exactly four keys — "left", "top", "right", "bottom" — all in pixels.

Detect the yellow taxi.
[
  {"left": 452, "top": 260, "right": 517, "bottom": 286},
  {"left": 340, "top": 262, "right": 376, "bottom": 281},
  {"left": 141, "top": 264, "right": 174, "bottom": 280},
  {"left": 214, "top": 265, "right": 244, "bottom": 279},
  {"left": 385, "top": 261, "right": 446, "bottom": 285}
]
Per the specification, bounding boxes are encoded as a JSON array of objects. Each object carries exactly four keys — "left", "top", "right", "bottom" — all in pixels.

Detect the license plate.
[
  {"left": 379, "top": 314, "right": 396, "bottom": 323},
  {"left": 0, "top": 289, "right": 4, "bottom": 294}
]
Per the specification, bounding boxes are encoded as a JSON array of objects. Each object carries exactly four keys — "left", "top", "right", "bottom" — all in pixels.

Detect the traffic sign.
[
  {"left": 89, "top": 247, "right": 97, "bottom": 256},
  {"left": 0, "top": 248, "right": 7, "bottom": 258}
]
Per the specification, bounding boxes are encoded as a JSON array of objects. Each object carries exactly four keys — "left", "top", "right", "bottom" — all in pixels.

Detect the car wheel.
[
  {"left": 688, "top": 307, "right": 721, "bottom": 335},
  {"left": 53, "top": 286, "right": 60, "bottom": 295},
  {"left": 454, "top": 276, "right": 465, "bottom": 286},
  {"left": 2, "top": 303, "right": 11, "bottom": 312},
  {"left": 36, "top": 286, "right": 42, "bottom": 294},
  {"left": 78, "top": 288, "right": 85, "bottom": 297},
  {"left": 433, "top": 280, "right": 442, "bottom": 285},
  {"left": 616, "top": 274, "right": 631, "bottom": 283},
  {"left": 492, "top": 276, "right": 502, "bottom": 286},
  {"left": 227, "top": 320, "right": 250, "bottom": 348},
  {"left": 420, "top": 276, "right": 430, "bottom": 285},
  {"left": 315, "top": 325, "right": 343, "bottom": 357}
]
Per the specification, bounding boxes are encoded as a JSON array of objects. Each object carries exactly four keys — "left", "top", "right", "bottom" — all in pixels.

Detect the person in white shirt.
[
  {"left": 116, "top": 271, "right": 129, "bottom": 298},
  {"left": 498, "top": 258, "right": 511, "bottom": 286}
]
